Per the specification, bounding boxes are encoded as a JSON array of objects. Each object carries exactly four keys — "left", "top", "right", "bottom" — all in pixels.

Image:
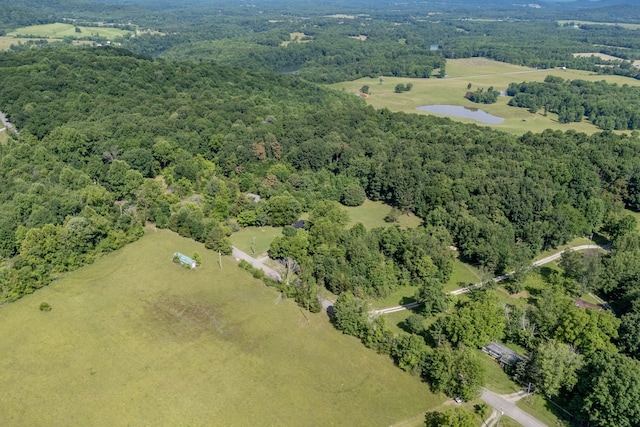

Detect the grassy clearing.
[
  {"left": 573, "top": 52, "right": 625, "bottom": 61},
  {"left": 557, "top": 20, "right": 640, "bottom": 30},
  {"left": 330, "top": 57, "right": 640, "bottom": 135},
  {"left": 0, "top": 229, "right": 444, "bottom": 426},
  {"left": 0, "top": 36, "right": 92, "bottom": 50},
  {"left": 229, "top": 225, "right": 283, "bottom": 257},
  {"left": 8, "top": 23, "right": 131, "bottom": 40},
  {"left": 0, "top": 129, "right": 7, "bottom": 144},
  {"left": 344, "top": 199, "right": 422, "bottom": 229}
]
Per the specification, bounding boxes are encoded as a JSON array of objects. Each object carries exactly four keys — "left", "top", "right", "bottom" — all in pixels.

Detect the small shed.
[
  {"left": 293, "top": 219, "right": 306, "bottom": 229},
  {"left": 173, "top": 252, "right": 197, "bottom": 269}
]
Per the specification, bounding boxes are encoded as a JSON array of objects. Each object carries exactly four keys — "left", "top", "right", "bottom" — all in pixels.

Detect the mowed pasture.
[
  {"left": 331, "top": 57, "right": 640, "bottom": 135},
  {"left": 8, "top": 23, "right": 131, "bottom": 40},
  {"left": 0, "top": 229, "right": 443, "bottom": 426}
]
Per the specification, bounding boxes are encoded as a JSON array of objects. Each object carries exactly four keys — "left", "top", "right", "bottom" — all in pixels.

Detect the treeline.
[{"left": 508, "top": 75, "right": 640, "bottom": 129}]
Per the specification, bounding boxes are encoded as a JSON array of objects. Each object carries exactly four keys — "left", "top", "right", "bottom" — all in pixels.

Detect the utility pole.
[
  {"left": 218, "top": 251, "right": 222, "bottom": 270},
  {"left": 251, "top": 236, "right": 256, "bottom": 255}
]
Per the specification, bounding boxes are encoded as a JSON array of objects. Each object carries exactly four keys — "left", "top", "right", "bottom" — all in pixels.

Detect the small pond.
[{"left": 416, "top": 105, "right": 504, "bottom": 124}]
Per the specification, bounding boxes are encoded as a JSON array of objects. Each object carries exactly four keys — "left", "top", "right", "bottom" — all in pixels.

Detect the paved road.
[
  {"left": 373, "top": 244, "right": 606, "bottom": 314},
  {"left": 481, "top": 388, "right": 547, "bottom": 427},
  {"left": 232, "top": 246, "right": 282, "bottom": 282}
]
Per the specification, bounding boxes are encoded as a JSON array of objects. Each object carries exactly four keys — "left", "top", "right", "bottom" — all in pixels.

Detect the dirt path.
[
  {"left": 231, "top": 247, "right": 335, "bottom": 311},
  {"left": 231, "top": 246, "right": 282, "bottom": 282}
]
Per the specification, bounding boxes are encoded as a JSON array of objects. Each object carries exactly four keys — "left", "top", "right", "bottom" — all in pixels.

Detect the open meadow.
[
  {"left": 330, "top": 57, "right": 640, "bottom": 135},
  {"left": 0, "top": 229, "right": 444, "bottom": 426},
  {"left": 8, "top": 23, "right": 131, "bottom": 40}
]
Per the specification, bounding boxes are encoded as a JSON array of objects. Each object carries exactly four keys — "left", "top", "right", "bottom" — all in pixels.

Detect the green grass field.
[
  {"left": 0, "top": 229, "right": 444, "bottom": 426},
  {"left": 0, "top": 36, "right": 92, "bottom": 50},
  {"left": 228, "top": 225, "right": 283, "bottom": 258},
  {"left": 343, "top": 199, "right": 422, "bottom": 229},
  {"left": 8, "top": 23, "right": 131, "bottom": 40},
  {"left": 557, "top": 20, "right": 640, "bottom": 30},
  {"left": 331, "top": 57, "right": 640, "bottom": 135}
]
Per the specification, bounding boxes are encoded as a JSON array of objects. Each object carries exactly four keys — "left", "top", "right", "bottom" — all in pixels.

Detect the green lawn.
[
  {"left": 229, "top": 225, "right": 283, "bottom": 257},
  {"left": 331, "top": 57, "right": 640, "bottom": 135},
  {"left": 0, "top": 229, "right": 445, "bottom": 426},
  {"left": 8, "top": 23, "right": 131, "bottom": 40},
  {"left": 517, "top": 394, "right": 571, "bottom": 426}
]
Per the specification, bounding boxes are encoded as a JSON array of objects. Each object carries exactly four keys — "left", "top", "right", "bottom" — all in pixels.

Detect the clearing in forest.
[
  {"left": 330, "top": 57, "right": 640, "bottom": 135},
  {"left": 8, "top": 23, "right": 131, "bottom": 40},
  {"left": 557, "top": 20, "right": 640, "bottom": 30},
  {"left": 0, "top": 229, "right": 443, "bottom": 426}
]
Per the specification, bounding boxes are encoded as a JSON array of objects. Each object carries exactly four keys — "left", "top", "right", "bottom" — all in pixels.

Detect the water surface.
[{"left": 417, "top": 104, "right": 504, "bottom": 124}]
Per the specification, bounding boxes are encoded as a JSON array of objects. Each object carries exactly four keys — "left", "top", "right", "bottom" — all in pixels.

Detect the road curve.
[
  {"left": 373, "top": 244, "right": 606, "bottom": 314},
  {"left": 481, "top": 388, "right": 547, "bottom": 427}
]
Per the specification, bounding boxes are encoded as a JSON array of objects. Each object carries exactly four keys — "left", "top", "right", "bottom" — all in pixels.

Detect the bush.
[{"left": 39, "top": 302, "right": 52, "bottom": 312}]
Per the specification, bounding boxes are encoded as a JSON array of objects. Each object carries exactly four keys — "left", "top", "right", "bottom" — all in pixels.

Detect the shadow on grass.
[{"left": 400, "top": 296, "right": 416, "bottom": 306}]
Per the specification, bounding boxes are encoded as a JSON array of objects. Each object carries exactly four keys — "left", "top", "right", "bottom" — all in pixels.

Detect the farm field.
[
  {"left": 8, "top": 23, "right": 131, "bottom": 40},
  {"left": 330, "top": 57, "right": 640, "bottom": 135},
  {"left": 0, "top": 229, "right": 444, "bottom": 426}
]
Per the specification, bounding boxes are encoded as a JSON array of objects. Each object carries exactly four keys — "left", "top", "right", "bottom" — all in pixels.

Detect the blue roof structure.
[{"left": 174, "top": 252, "right": 196, "bottom": 268}]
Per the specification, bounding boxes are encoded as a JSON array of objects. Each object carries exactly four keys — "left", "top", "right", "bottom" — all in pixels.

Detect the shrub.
[{"left": 39, "top": 302, "right": 52, "bottom": 312}]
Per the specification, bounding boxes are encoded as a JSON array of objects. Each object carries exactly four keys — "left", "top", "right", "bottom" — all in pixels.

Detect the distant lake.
[{"left": 416, "top": 105, "right": 504, "bottom": 124}]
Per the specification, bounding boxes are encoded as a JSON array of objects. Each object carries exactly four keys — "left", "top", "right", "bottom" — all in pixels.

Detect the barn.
[{"left": 173, "top": 252, "right": 197, "bottom": 269}]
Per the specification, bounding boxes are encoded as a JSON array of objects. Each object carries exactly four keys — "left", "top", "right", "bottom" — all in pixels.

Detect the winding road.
[{"left": 374, "top": 244, "right": 605, "bottom": 315}]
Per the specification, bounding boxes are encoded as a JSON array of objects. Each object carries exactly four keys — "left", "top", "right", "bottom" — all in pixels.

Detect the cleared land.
[
  {"left": 0, "top": 129, "right": 7, "bottom": 144},
  {"left": 8, "top": 23, "right": 131, "bottom": 40},
  {"left": 573, "top": 52, "right": 625, "bottom": 61},
  {"left": 330, "top": 57, "right": 640, "bottom": 135},
  {"left": 0, "top": 36, "right": 91, "bottom": 50},
  {"left": 558, "top": 20, "right": 640, "bottom": 30},
  {"left": 0, "top": 229, "right": 443, "bottom": 426},
  {"left": 343, "top": 199, "right": 422, "bottom": 229},
  {"left": 229, "top": 225, "right": 283, "bottom": 258}
]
